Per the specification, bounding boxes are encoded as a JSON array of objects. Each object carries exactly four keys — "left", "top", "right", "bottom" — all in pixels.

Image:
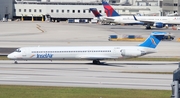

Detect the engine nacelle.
[
  {"left": 153, "top": 22, "right": 165, "bottom": 28},
  {"left": 121, "top": 49, "right": 146, "bottom": 57},
  {"left": 165, "top": 24, "right": 169, "bottom": 28}
]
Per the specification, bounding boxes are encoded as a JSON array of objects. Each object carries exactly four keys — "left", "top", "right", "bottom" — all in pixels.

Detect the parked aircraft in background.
[
  {"left": 89, "top": 8, "right": 119, "bottom": 24},
  {"left": 89, "top": 8, "right": 106, "bottom": 23},
  {"left": 101, "top": 0, "right": 120, "bottom": 17},
  {"left": 8, "top": 32, "right": 166, "bottom": 64},
  {"left": 102, "top": 0, "right": 144, "bottom": 25},
  {"left": 102, "top": 0, "right": 180, "bottom": 29},
  {"left": 133, "top": 15, "right": 180, "bottom": 29}
]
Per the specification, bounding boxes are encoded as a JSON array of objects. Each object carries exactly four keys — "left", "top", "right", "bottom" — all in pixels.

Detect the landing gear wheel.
[
  {"left": 146, "top": 24, "right": 151, "bottom": 29},
  {"left": 14, "top": 60, "right": 18, "bottom": 64},
  {"left": 146, "top": 26, "right": 151, "bottom": 29},
  {"left": 93, "top": 60, "right": 101, "bottom": 65}
]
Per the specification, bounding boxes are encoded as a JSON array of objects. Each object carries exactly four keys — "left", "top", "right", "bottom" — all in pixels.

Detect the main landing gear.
[
  {"left": 146, "top": 24, "right": 151, "bottom": 29},
  {"left": 92, "top": 60, "right": 101, "bottom": 65}
]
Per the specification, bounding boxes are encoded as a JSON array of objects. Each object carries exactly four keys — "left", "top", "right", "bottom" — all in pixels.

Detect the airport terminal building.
[
  {"left": 162, "top": 0, "right": 180, "bottom": 16},
  {"left": 1, "top": 0, "right": 179, "bottom": 21}
]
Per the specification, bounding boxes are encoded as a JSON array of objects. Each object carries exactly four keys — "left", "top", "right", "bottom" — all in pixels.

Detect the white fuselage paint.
[
  {"left": 8, "top": 46, "right": 155, "bottom": 60},
  {"left": 106, "top": 16, "right": 180, "bottom": 24}
]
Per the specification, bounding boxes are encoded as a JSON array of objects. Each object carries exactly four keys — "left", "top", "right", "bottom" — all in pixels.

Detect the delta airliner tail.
[
  {"left": 102, "top": 0, "right": 120, "bottom": 17},
  {"left": 139, "top": 32, "right": 166, "bottom": 48},
  {"left": 89, "top": 8, "right": 102, "bottom": 18}
]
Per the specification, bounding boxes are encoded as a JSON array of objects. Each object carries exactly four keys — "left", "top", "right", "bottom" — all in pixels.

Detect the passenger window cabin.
[
  {"left": 83, "top": 10, "right": 86, "bottom": 13},
  {"left": 31, "top": 50, "right": 112, "bottom": 53},
  {"left": 72, "top": 10, "right": 75, "bottom": 13}
]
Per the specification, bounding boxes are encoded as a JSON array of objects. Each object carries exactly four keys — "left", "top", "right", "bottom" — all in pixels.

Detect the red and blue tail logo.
[
  {"left": 89, "top": 8, "right": 102, "bottom": 17},
  {"left": 102, "top": 0, "right": 120, "bottom": 17}
]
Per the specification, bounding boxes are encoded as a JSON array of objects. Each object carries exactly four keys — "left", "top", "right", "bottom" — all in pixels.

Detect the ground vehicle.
[
  {"left": 162, "top": 33, "right": 175, "bottom": 41},
  {"left": 108, "top": 35, "right": 145, "bottom": 41}
]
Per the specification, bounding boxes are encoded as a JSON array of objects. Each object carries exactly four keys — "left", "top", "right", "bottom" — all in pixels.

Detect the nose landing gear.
[{"left": 14, "top": 60, "right": 18, "bottom": 64}]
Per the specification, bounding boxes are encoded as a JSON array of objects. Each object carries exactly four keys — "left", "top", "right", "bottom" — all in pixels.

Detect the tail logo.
[
  {"left": 150, "top": 38, "right": 157, "bottom": 46},
  {"left": 89, "top": 8, "right": 102, "bottom": 17}
]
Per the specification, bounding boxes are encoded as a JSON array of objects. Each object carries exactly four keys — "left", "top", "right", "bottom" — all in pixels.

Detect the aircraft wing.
[
  {"left": 136, "top": 20, "right": 166, "bottom": 24},
  {"left": 133, "top": 15, "right": 180, "bottom": 25},
  {"left": 132, "top": 15, "right": 166, "bottom": 24},
  {"left": 135, "top": 20, "right": 180, "bottom": 25}
]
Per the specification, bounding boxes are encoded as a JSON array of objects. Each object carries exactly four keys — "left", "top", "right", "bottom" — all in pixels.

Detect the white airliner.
[
  {"left": 7, "top": 32, "right": 166, "bottom": 64},
  {"left": 101, "top": 0, "right": 143, "bottom": 25},
  {"left": 102, "top": 0, "right": 180, "bottom": 29},
  {"left": 133, "top": 15, "right": 180, "bottom": 29}
]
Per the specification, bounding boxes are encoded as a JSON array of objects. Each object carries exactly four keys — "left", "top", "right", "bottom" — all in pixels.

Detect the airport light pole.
[
  {"left": 21, "top": 14, "right": 23, "bottom": 21},
  {"left": 31, "top": 14, "right": 34, "bottom": 22},
  {"left": 41, "top": 14, "right": 44, "bottom": 22}
]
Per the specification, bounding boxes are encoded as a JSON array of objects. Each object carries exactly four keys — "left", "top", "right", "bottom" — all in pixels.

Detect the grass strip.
[
  {"left": 0, "top": 85, "right": 171, "bottom": 98},
  {"left": 0, "top": 56, "right": 9, "bottom": 60}
]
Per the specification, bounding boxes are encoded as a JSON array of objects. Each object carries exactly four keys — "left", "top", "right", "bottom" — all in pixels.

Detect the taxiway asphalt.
[{"left": 0, "top": 60, "right": 178, "bottom": 90}]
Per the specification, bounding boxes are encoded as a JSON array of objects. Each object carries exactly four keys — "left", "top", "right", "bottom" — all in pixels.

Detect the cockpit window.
[{"left": 15, "top": 49, "right": 21, "bottom": 52}]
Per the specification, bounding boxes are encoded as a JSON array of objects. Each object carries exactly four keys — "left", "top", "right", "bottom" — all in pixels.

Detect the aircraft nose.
[{"left": 7, "top": 53, "right": 15, "bottom": 59}]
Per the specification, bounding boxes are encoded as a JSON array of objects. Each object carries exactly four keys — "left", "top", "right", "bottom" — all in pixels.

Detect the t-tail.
[
  {"left": 139, "top": 32, "right": 166, "bottom": 48},
  {"left": 102, "top": 0, "right": 120, "bottom": 17},
  {"left": 89, "top": 8, "right": 102, "bottom": 18}
]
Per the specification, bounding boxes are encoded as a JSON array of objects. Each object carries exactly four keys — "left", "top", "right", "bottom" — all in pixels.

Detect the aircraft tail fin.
[
  {"left": 139, "top": 32, "right": 166, "bottom": 48},
  {"left": 89, "top": 8, "right": 102, "bottom": 17},
  {"left": 102, "top": 0, "right": 120, "bottom": 17}
]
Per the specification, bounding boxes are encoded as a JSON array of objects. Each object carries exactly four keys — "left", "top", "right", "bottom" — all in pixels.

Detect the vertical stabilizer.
[
  {"left": 102, "top": 0, "right": 120, "bottom": 17},
  {"left": 139, "top": 32, "right": 166, "bottom": 48},
  {"left": 89, "top": 8, "right": 102, "bottom": 17}
]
